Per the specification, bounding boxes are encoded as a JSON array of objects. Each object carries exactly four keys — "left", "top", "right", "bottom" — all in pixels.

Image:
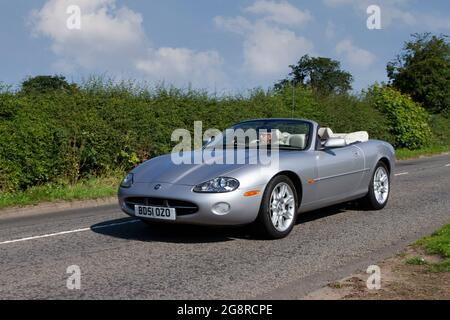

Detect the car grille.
[{"left": 124, "top": 197, "right": 198, "bottom": 216}]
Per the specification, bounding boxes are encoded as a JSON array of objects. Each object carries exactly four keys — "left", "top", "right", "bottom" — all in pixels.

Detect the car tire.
[
  {"left": 361, "top": 161, "right": 390, "bottom": 210},
  {"left": 253, "top": 175, "right": 298, "bottom": 239}
]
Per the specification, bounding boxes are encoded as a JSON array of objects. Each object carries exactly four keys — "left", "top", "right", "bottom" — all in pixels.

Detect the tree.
[
  {"left": 387, "top": 33, "right": 450, "bottom": 114},
  {"left": 21, "top": 75, "right": 77, "bottom": 94},
  {"left": 275, "top": 55, "right": 353, "bottom": 95}
]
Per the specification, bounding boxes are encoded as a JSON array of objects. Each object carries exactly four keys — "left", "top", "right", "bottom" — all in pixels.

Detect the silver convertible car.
[{"left": 118, "top": 119, "right": 395, "bottom": 239}]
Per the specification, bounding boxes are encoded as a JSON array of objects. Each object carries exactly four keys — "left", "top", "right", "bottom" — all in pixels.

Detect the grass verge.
[
  {"left": 413, "top": 223, "right": 450, "bottom": 272},
  {"left": 395, "top": 145, "right": 450, "bottom": 160},
  {"left": 0, "top": 175, "right": 121, "bottom": 209}
]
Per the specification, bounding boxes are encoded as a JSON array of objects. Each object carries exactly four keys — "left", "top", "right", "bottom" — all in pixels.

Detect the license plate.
[{"left": 135, "top": 205, "right": 176, "bottom": 221}]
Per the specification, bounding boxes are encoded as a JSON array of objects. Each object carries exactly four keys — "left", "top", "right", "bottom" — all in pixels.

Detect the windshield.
[{"left": 206, "top": 120, "right": 312, "bottom": 151}]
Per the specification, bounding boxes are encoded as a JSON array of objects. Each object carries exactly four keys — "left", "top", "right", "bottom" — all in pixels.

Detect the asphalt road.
[{"left": 0, "top": 154, "right": 449, "bottom": 299}]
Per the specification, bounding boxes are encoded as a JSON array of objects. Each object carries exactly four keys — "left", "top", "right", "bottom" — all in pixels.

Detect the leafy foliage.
[
  {"left": 275, "top": 55, "right": 353, "bottom": 95},
  {"left": 387, "top": 33, "right": 450, "bottom": 114},
  {"left": 368, "top": 85, "right": 432, "bottom": 149},
  {"left": 20, "top": 75, "right": 77, "bottom": 95},
  {"left": 0, "top": 79, "right": 444, "bottom": 193}
]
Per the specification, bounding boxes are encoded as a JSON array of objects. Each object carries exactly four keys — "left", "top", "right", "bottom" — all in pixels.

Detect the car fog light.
[{"left": 212, "top": 202, "right": 231, "bottom": 215}]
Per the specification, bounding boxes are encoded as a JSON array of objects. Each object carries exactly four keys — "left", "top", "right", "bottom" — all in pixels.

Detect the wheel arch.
[
  {"left": 378, "top": 157, "right": 392, "bottom": 174},
  {"left": 274, "top": 171, "right": 303, "bottom": 208}
]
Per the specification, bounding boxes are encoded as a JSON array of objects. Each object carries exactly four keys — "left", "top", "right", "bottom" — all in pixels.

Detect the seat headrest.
[
  {"left": 287, "top": 134, "right": 306, "bottom": 149},
  {"left": 318, "top": 128, "right": 333, "bottom": 140}
]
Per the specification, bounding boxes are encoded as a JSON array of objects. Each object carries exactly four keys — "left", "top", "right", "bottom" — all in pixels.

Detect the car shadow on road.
[
  {"left": 296, "top": 201, "right": 361, "bottom": 225},
  {"left": 91, "top": 202, "right": 363, "bottom": 244},
  {"left": 90, "top": 217, "right": 251, "bottom": 244}
]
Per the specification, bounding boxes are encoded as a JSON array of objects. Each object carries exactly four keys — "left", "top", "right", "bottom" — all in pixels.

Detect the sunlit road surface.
[{"left": 0, "top": 154, "right": 449, "bottom": 299}]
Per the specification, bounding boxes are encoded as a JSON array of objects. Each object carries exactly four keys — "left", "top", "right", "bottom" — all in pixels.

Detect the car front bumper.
[{"left": 118, "top": 182, "right": 265, "bottom": 226}]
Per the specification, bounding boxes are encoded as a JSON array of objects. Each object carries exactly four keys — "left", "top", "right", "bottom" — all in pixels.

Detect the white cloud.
[
  {"left": 242, "top": 22, "right": 313, "bottom": 76},
  {"left": 213, "top": 16, "right": 252, "bottom": 35},
  {"left": 215, "top": 1, "right": 314, "bottom": 78},
  {"left": 323, "top": 0, "right": 364, "bottom": 7},
  {"left": 323, "top": 0, "right": 450, "bottom": 30},
  {"left": 244, "top": 0, "right": 312, "bottom": 26},
  {"left": 30, "top": 0, "right": 226, "bottom": 88},
  {"left": 324, "top": 0, "right": 411, "bottom": 8},
  {"left": 324, "top": 0, "right": 415, "bottom": 28},
  {"left": 335, "top": 39, "right": 376, "bottom": 69},
  {"left": 31, "top": 0, "right": 147, "bottom": 70},
  {"left": 136, "top": 48, "right": 226, "bottom": 87}
]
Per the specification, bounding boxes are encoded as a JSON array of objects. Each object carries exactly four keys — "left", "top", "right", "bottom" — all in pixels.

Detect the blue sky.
[{"left": 1, "top": 0, "right": 449, "bottom": 93}]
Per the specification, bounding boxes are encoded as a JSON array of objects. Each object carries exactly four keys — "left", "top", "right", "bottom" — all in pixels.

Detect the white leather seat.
[
  {"left": 287, "top": 134, "right": 306, "bottom": 149},
  {"left": 318, "top": 128, "right": 333, "bottom": 140},
  {"left": 318, "top": 127, "right": 326, "bottom": 138},
  {"left": 318, "top": 127, "right": 369, "bottom": 146},
  {"left": 344, "top": 131, "right": 369, "bottom": 145}
]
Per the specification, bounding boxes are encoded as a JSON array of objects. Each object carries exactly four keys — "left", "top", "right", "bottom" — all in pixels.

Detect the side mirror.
[{"left": 324, "top": 138, "right": 346, "bottom": 148}]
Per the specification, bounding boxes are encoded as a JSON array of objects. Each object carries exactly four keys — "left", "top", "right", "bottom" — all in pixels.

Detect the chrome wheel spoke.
[
  {"left": 274, "top": 187, "right": 281, "bottom": 200},
  {"left": 377, "top": 193, "right": 383, "bottom": 203},
  {"left": 283, "top": 210, "right": 292, "bottom": 219},
  {"left": 279, "top": 185, "right": 287, "bottom": 199},
  {"left": 285, "top": 196, "right": 294, "bottom": 205},
  {"left": 271, "top": 212, "right": 278, "bottom": 225},
  {"left": 373, "top": 166, "right": 389, "bottom": 205},
  {"left": 269, "top": 182, "right": 295, "bottom": 232},
  {"left": 277, "top": 215, "right": 284, "bottom": 228}
]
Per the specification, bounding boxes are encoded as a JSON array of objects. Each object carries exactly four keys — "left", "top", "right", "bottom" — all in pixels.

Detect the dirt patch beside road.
[{"left": 304, "top": 246, "right": 450, "bottom": 300}]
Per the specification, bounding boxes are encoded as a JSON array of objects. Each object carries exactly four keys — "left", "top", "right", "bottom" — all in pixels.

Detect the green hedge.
[
  {"left": 369, "top": 85, "right": 432, "bottom": 149},
  {"left": 0, "top": 84, "right": 439, "bottom": 192}
]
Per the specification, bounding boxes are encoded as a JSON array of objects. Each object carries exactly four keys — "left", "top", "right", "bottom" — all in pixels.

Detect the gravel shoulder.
[{"left": 303, "top": 243, "right": 450, "bottom": 300}]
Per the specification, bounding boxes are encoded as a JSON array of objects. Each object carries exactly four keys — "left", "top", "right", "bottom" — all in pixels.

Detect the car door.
[{"left": 314, "top": 145, "right": 365, "bottom": 203}]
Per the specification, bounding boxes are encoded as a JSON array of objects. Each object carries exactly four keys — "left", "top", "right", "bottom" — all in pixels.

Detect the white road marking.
[
  {"left": 394, "top": 172, "right": 409, "bottom": 176},
  {"left": 0, "top": 219, "right": 140, "bottom": 246},
  {"left": 445, "top": 164, "right": 450, "bottom": 167}
]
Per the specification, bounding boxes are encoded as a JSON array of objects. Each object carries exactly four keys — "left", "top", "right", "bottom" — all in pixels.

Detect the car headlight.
[
  {"left": 193, "top": 177, "right": 239, "bottom": 193},
  {"left": 121, "top": 173, "right": 134, "bottom": 188}
]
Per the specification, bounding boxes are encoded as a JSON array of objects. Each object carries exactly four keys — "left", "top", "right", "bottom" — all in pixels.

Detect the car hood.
[{"left": 132, "top": 150, "right": 253, "bottom": 186}]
